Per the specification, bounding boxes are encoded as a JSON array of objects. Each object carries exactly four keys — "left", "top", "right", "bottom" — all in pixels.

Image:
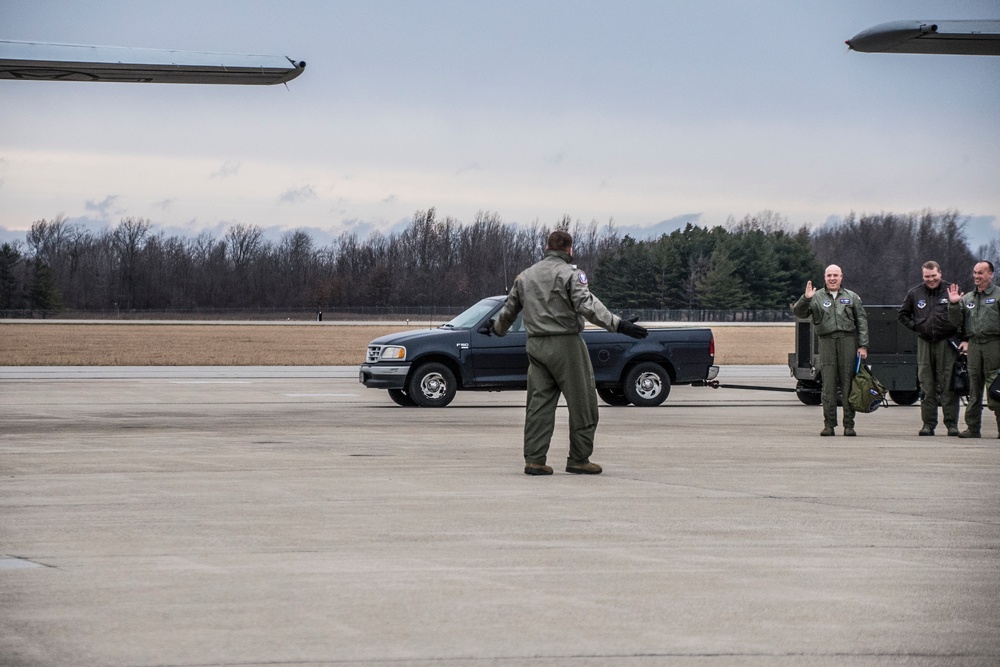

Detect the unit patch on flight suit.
[
  {"left": 578, "top": 271, "right": 588, "bottom": 285},
  {"left": 917, "top": 299, "right": 927, "bottom": 309}
]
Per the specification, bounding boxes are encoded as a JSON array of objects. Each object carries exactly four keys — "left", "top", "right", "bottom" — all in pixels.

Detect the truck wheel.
[
  {"left": 597, "top": 386, "right": 631, "bottom": 406},
  {"left": 407, "top": 362, "right": 457, "bottom": 408},
  {"left": 387, "top": 389, "right": 416, "bottom": 407},
  {"left": 889, "top": 390, "right": 920, "bottom": 406},
  {"left": 623, "top": 362, "right": 671, "bottom": 407}
]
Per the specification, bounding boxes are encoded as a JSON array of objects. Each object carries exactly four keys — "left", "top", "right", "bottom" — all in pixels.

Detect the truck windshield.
[{"left": 441, "top": 299, "right": 499, "bottom": 329}]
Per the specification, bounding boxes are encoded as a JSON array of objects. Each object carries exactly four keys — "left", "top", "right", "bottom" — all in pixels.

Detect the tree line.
[{"left": 0, "top": 207, "right": 985, "bottom": 317}]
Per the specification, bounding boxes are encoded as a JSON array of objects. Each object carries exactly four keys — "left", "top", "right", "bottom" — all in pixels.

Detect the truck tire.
[
  {"left": 407, "top": 362, "right": 457, "bottom": 408},
  {"left": 387, "top": 389, "right": 416, "bottom": 407},
  {"left": 622, "top": 362, "right": 671, "bottom": 407},
  {"left": 889, "top": 390, "right": 920, "bottom": 406},
  {"left": 597, "top": 386, "right": 631, "bottom": 406}
]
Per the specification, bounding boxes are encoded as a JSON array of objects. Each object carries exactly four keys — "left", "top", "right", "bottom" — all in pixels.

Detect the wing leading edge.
[
  {"left": 847, "top": 20, "right": 1000, "bottom": 56},
  {"left": 0, "top": 40, "right": 306, "bottom": 84}
]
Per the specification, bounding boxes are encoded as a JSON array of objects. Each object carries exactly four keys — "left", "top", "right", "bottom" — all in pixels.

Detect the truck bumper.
[
  {"left": 707, "top": 365, "right": 720, "bottom": 381},
  {"left": 359, "top": 363, "right": 410, "bottom": 389}
]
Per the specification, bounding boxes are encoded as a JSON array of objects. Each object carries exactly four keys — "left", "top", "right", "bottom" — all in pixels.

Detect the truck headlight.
[{"left": 380, "top": 346, "right": 406, "bottom": 360}]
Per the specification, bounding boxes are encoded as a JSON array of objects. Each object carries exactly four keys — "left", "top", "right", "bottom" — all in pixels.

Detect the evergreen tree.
[
  {"left": 695, "top": 245, "right": 751, "bottom": 309},
  {"left": 0, "top": 242, "right": 24, "bottom": 310},
  {"left": 650, "top": 224, "right": 718, "bottom": 309},
  {"left": 29, "top": 261, "right": 63, "bottom": 313},
  {"left": 593, "top": 236, "right": 658, "bottom": 309}
]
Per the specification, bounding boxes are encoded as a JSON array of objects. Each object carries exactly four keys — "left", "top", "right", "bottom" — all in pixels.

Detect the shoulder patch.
[{"left": 578, "top": 271, "right": 588, "bottom": 285}]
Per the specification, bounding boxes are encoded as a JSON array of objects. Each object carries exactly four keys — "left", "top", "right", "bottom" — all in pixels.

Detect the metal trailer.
[{"left": 788, "top": 305, "right": 921, "bottom": 406}]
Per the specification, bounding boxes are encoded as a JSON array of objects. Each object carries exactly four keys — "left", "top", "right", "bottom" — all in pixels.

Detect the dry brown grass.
[{"left": 0, "top": 322, "right": 793, "bottom": 366}]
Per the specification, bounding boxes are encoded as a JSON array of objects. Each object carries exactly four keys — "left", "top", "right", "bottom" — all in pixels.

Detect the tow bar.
[{"left": 702, "top": 379, "right": 796, "bottom": 393}]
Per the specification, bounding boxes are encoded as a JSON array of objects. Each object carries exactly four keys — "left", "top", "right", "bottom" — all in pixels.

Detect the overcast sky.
[{"left": 2, "top": 0, "right": 999, "bottom": 249}]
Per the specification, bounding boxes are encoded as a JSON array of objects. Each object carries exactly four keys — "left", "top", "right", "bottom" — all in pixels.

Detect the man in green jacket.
[
  {"left": 492, "top": 230, "right": 648, "bottom": 476},
  {"left": 947, "top": 260, "right": 1000, "bottom": 438},
  {"left": 792, "top": 265, "right": 869, "bottom": 436}
]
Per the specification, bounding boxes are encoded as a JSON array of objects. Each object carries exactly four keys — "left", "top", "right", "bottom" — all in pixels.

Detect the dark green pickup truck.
[{"left": 360, "top": 296, "right": 719, "bottom": 408}]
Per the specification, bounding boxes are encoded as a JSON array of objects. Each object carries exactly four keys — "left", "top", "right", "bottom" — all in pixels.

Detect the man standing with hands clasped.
[
  {"left": 792, "top": 265, "right": 868, "bottom": 436},
  {"left": 491, "top": 230, "right": 648, "bottom": 476},
  {"left": 947, "top": 260, "right": 1000, "bottom": 438}
]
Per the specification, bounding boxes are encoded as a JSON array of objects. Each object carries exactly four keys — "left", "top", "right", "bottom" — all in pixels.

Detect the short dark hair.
[
  {"left": 922, "top": 260, "right": 941, "bottom": 272},
  {"left": 547, "top": 230, "right": 573, "bottom": 252},
  {"left": 980, "top": 260, "right": 995, "bottom": 273}
]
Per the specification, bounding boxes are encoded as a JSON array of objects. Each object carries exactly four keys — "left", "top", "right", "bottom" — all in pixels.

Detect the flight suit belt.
[
  {"left": 818, "top": 332, "right": 854, "bottom": 339},
  {"left": 968, "top": 336, "right": 1000, "bottom": 344}
]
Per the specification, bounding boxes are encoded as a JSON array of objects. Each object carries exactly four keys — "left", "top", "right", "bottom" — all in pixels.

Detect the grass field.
[{"left": 0, "top": 322, "right": 793, "bottom": 366}]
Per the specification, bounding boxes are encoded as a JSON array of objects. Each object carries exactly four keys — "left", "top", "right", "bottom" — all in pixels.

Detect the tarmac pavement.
[{"left": 1, "top": 366, "right": 998, "bottom": 666}]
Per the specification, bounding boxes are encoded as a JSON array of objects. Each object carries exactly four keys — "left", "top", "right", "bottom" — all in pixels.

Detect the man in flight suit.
[
  {"left": 491, "top": 230, "right": 648, "bottom": 476},
  {"left": 947, "top": 260, "right": 1000, "bottom": 438},
  {"left": 898, "top": 261, "right": 960, "bottom": 436},
  {"left": 792, "top": 264, "right": 869, "bottom": 436}
]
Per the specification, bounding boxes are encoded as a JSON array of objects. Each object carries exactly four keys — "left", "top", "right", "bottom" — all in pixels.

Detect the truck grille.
[{"left": 366, "top": 345, "right": 382, "bottom": 363}]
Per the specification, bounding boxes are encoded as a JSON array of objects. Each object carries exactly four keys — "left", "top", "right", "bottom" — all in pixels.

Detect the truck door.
[{"left": 469, "top": 313, "right": 529, "bottom": 386}]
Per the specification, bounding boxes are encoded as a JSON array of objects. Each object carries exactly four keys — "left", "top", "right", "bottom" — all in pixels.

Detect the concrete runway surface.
[{"left": 1, "top": 366, "right": 998, "bottom": 666}]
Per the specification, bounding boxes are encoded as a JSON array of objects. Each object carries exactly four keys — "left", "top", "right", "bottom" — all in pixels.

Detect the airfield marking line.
[{"left": 167, "top": 380, "right": 252, "bottom": 384}]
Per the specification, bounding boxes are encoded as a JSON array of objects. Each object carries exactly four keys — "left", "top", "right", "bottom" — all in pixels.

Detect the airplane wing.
[
  {"left": 847, "top": 20, "right": 1000, "bottom": 56},
  {"left": 0, "top": 40, "right": 305, "bottom": 84}
]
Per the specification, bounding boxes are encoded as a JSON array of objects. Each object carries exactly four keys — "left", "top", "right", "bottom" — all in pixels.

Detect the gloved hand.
[
  {"left": 484, "top": 319, "right": 497, "bottom": 336},
  {"left": 617, "top": 317, "right": 648, "bottom": 339}
]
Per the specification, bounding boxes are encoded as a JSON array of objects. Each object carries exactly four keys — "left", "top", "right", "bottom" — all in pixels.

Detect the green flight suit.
[
  {"left": 792, "top": 287, "right": 869, "bottom": 429},
  {"left": 948, "top": 283, "right": 1000, "bottom": 434},
  {"left": 494, "top": 250, "right": 620, "bottom": 466}
]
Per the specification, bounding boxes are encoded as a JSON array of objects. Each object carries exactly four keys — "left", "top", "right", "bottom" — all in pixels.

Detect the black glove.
[
  {"left": 617, "top": 317, "right": 648, "bottom": 339},
  {"left": 484, "top": 319, "right": 497, "bottom": 336}
]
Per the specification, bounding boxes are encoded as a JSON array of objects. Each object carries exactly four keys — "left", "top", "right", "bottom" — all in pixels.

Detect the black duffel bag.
[
  {"left": 952, "top": 354, "right": 970, "bottom": 397},
  {"left": 989, "top": 371, "right": 1000, "bottom": 403}
]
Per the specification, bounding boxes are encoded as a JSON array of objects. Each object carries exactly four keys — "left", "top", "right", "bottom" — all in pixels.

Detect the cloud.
[
  {"left": 0, "top": 225, "right": 25, "bottom": 245},
  {"left": 964, "top": 215, "right": 1000, "bottom": 251},
  {"left": 278, "top": 185, "right": 317, "bottom": 205},
  {"left": 152, "top": 199, "right": 174, "bottom": 210},
  {"left": 84, "top": 195, "right": 120, "bottom": 218},
  {"left": 616, "top": 214, "right": 704, "bottom": 240},
  {"left": 381, "top": 194, "right": 398, "bottom": 204},
  {"left": 211, "top": 160, "right": 242, "bottom": 179}
]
